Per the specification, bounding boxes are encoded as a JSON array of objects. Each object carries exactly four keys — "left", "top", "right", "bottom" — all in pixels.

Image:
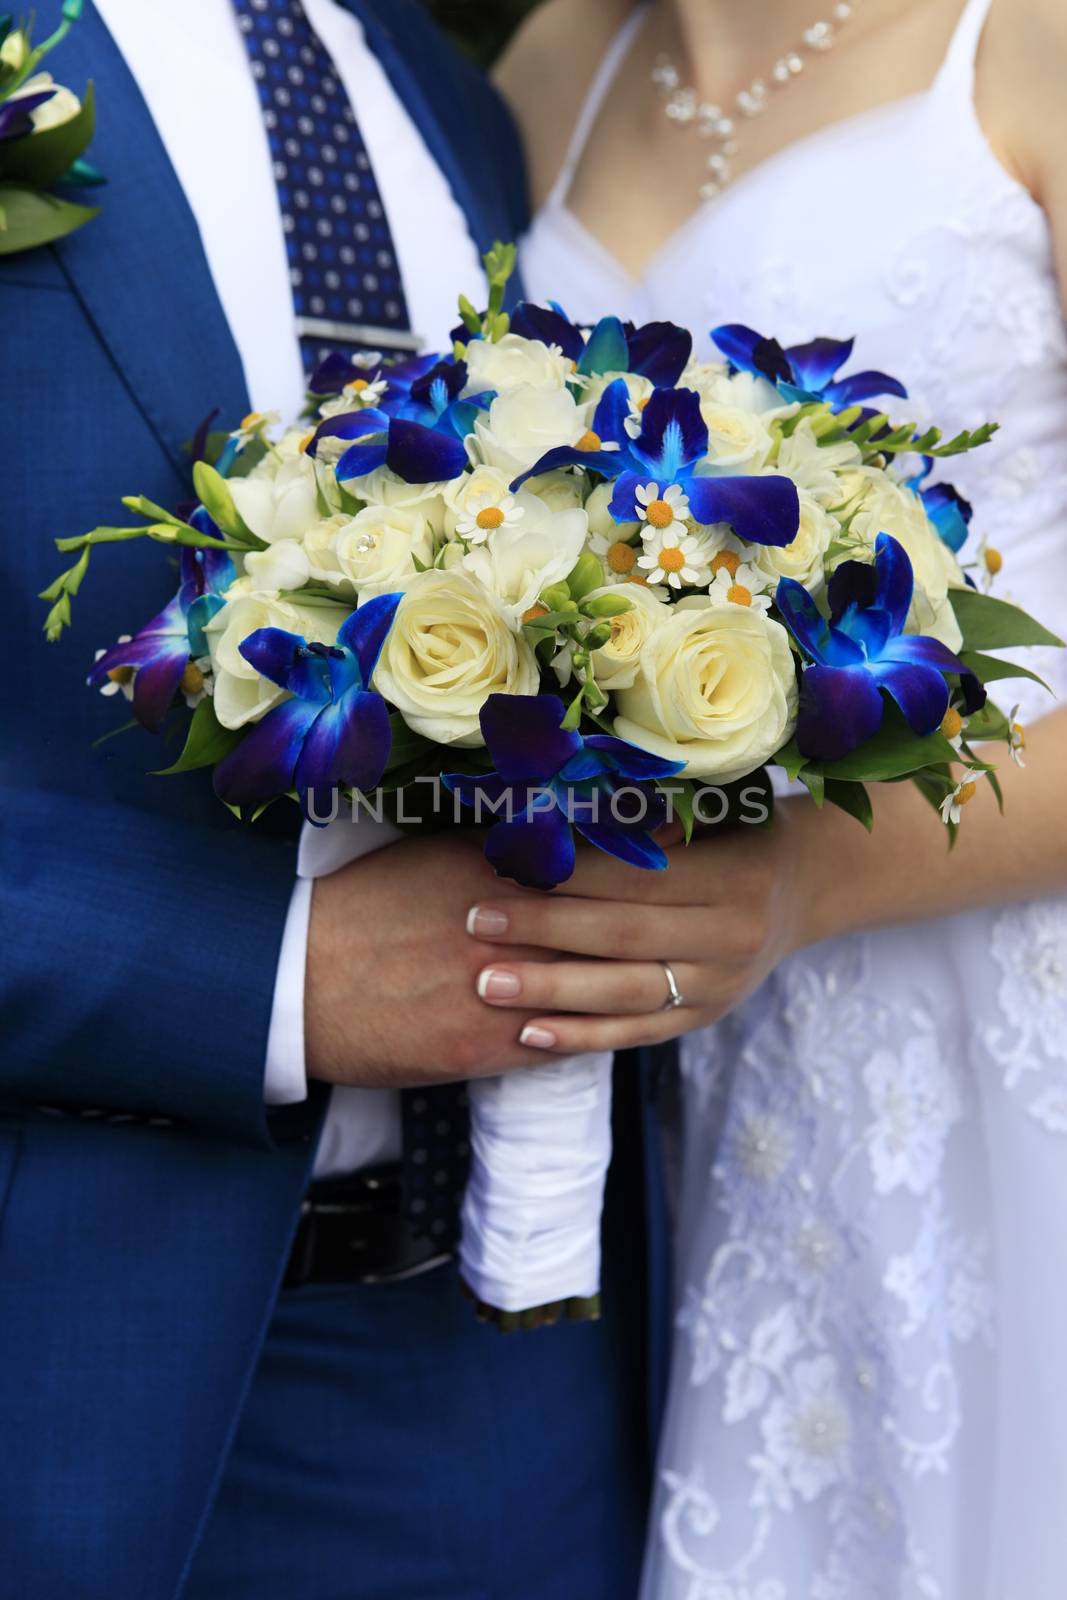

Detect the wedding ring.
[{"left": 660, "top": 961, "right": 684, "bottom": 1011}]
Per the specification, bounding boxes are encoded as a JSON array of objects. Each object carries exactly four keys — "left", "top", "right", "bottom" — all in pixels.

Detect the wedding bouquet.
[
  {"left": 45, "top": 243, "right": 1060, "bottom": 1321},
  {"left": 0, "top": 1, "right": 103, "bottom": 256}
]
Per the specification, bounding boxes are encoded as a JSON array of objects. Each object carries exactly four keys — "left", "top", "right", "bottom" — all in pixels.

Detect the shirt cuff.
[{"left": 264, "top": 874, "right": 313, "bottom": 1106}]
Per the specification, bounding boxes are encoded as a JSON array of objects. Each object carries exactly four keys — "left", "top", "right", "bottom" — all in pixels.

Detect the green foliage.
[
  {"left": 0, "top": 182, "right": 98, "bottom": 253},
  {"left": 950, "top": 587, "right": 1063, "bottom": 651},
  {"left": 0, "top": 78, "right": 95, "bottom": 186},
  {"left": 154, "top": 698, "right": 243, "bottom": 775}
]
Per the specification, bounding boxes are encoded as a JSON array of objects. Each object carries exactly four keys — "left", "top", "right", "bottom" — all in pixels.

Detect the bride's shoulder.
[
  {"left": 495, "top": 0, "right": 633, "bottom": 208},
  {"left": 979, "top": 0, "right": 1067, "bottom": 207}
]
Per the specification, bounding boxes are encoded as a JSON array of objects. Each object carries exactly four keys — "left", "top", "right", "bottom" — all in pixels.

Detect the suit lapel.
[
  {"left": 337, "top": 0, "right": 527, "bottom": 287},
  {"left": 51, "top": 4, "right": 250, "bottom": 479}
]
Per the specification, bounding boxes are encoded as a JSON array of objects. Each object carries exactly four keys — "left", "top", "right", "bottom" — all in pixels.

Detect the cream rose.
[
  {"left": 461, "top": 498, "right": 588, "bottom": 625},
  {"left": 469, "top": 384, "right": 585, "bottom": 480},
  {"left": 342, "top": 465, "right": 449, "bottom": 533},
  {"left": 464, "top": 333, "right": 573, "bottom": 395},
  {"left": 585, "top": 582, "right": 670, "bottom": 691},
  {"left": 841, "top": 472, "right": 967, "bottom": 648},
  {"left": 242, "top": 539, "right": 311, "bottom": 593},
  {"left": 206, "top": 593, "right": 347, "bottom": 729},
  {"left": 748, "top": 492, "right": 837, "bottom": 591},
  {"left": 585, "top": 479, "right": 640, "bottom": 542},
  {"left": 614, "top": 597, "right": 798, "bottom": 781},
  {"left": 229, "top": 456, "right": 321, "bottom": 544},
  {"left": 374, "top": 570, "right": 539, "bottom": 744},
  {"left": 520, "top": 468, "right": 585, "bottom": 514},
  {"left": 701, "top": 402, "right": 774, "bottom": 471},
  {"left": 329, "top": 505, "right": 435, "bottom": 597}
]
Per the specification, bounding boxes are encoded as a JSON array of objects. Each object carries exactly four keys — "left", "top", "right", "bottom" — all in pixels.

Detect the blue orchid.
[
  {"left": 307, "top": 402, "right": 469, "bottom": 485},
  {"left": 87, "top": 510, "right": 234, "bottom": 733},
  {"left": 712, "top": 324, "right": 908, "bottom": 411},
  {"left": 443, "top": 694, "right": 685, "bottom": 890},
  {"left": 921, "top": 481, "right": 973, "bottom": 554},
  {"left": 509, "top": 303, "right": 694, "bottom": 387},
  {"left": 513, "top": 380, "right": 800, "bottom": 546},
  {"left": 213, "top": 593, "right": 401, "bottom": 824},
  {"left": 776, "top": 533, "right": 978, "bottom": 761}
]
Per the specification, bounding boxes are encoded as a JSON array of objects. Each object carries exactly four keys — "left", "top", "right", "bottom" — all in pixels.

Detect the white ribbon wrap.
[{"left": 298, "top": 811, "right": 614, "bottom": 1311}]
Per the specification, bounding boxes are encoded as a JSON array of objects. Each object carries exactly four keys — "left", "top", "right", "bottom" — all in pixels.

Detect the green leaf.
[
  {"left": 0, "top": 79, "right": 95, "bottom": 187},
  {"left": 804, "top": 707, "right": 960, "bottom": 782},
  {"left": 824, "top": 778, "right": 874, "bottom": 831},
  {"left": 798, "top": 768, "right": 825, "bottom": 806},
  {"left": 661, "top": 779, "right": 696, "bottom": 843},
  {"left": 960, "top": 699, "right": 1011, "bottom": 743},
  {"left": 561, "top": 688, "right": 585, "bottom": 730},
  {"left": 153, "top": 699, "right": 242, "bottom": 775},
  {"left": 950, "top": 587, "right": 1063, "bottom": 651},
  {"left": 958, "top": 649, "right": 1051, "bottom": 694},
  {"left": 772, "top": 738, "right": 808, "bottom": 782},
  {"left": 0, "top": 182, "right": 98, "bottom": 254},
  {"left": 192, "top": 459, "right": 258, "bottom": 543}
]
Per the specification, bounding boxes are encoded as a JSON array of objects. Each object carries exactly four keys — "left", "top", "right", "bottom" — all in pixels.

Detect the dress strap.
[
  {"left": 932, "top": 0, "right": 995, "bottom": 96},
  {"left": 546, "top": 4, "right": 651, "bottom": 210}
]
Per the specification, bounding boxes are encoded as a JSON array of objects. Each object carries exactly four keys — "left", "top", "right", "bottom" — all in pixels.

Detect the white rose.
[
  {"left": 701, "top": 402, "right": 774, "bottom": 470},
  {"left": 842, "top": 472, "right": 967, "bottom": 648},
  {"left": 683, "top": 360, "right": 781, "bottom": 416},
  {"left": 464, "top": 333, "right": 573, "bottom": 395},
  {"left": 374, "top": 569, "right": 539, "bottom": 745},
  {"left": 585, "top": 582, "right": 670, "bottom": 691},
  {"left": 578, "top": 370, "right": 653, "bottom": 418},
  {"left": 242, "top": 539, "right": 311, "bottom": 592},
  {"left": 343, "top": 465, "right": 449, "bottom": 533},
  {"left": 776, "top": 419, "right": 862, "bottom": 506},
  {"left": 614, "top": 597, "right": 798, "bottom": 781},
  {"left": 206, "top": 593, "right": 347, "bottom": 729},
  {"left": 520, "top": 468, "right": 585, "bottom": 514},
  {"left": 330, "top": 504, "right": 435, "bottom": 597},
  {"left": 461, "top": 497, "right": 588, "bottom": 625},
  {"left": 748, "top": 492, "right": 836, "bottom": 591},
  {"left": 470, "top": 383, "right": 585, "bottom": 480},
  {"left": 585, "top": 479, "right": 640, "bottom": 541},
  {"left": 230, "top": 456, "right": 320, "bottom": 544},
  {"left": 11, "top": 72, "right": 80, "bottom": 131}
]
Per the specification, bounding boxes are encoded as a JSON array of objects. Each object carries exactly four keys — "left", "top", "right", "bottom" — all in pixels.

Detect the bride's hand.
[{"left": 465, "top": 805, "right": 817, "bottom": 1054}]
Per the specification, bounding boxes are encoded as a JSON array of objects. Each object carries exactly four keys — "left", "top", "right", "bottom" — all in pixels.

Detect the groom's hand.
[{"left": 305, "top": 831, "right": 552, "bottom": 1088}]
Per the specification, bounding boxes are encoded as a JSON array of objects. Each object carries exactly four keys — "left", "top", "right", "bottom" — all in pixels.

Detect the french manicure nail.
[
  {"left": 467, "top": 906, "right": 509, "bottom": 937},
  {"left": 477, "top": 968, "right": 521, "bottom": 1000},
  {"left": 520, "top": 1025, "right": 557, "bottom": 1050}
]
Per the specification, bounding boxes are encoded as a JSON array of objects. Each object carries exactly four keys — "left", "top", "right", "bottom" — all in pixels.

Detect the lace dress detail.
[{"left": 520, "top": 0, "right": 1067, "bottom": 1593}]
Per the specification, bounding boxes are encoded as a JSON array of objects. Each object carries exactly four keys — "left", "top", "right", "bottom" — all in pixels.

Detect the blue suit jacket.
[{"left": 0, "top": 6, "right": 670, "bottom": 1590}]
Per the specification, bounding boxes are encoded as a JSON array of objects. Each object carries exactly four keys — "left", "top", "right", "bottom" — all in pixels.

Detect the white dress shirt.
[{"left": 95, "top": 0, "right": 486, "bottom": 1172}]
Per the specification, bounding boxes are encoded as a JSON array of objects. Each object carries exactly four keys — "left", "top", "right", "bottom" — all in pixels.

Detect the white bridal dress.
[{"left": 521, "top": 0, "right": 1067, "bottom": 1594}]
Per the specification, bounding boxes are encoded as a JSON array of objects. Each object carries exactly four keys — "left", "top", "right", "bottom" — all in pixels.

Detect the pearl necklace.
[{"left": 651, "top": 2, "right": 861, "bottom": 199}]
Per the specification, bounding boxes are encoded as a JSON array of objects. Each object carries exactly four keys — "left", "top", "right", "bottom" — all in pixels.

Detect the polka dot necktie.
[
  {"left": 233, "top": 0, "right": 472, "bottom": 1245},
  {"left": 231, "top": 0, "right": 419, "bottom": 373}
]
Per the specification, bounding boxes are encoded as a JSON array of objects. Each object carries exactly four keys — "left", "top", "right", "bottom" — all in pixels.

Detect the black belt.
[{"left": 283, "top": 1164, "right": 453, "bottom": 1288}]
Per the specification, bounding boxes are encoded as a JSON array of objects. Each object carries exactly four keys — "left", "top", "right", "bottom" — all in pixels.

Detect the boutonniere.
[{"left": 0, "top": 0, "right": 104, "bottom": 255}]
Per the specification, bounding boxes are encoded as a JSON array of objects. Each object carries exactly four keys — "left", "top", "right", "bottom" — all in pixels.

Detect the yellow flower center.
[
  {"left": 346, "top": 378, "right": 370, "bottom": 393},
  {"left": 240, "top": 411, "right": 261, "bottom": 431},
  {"left": 475, "top": 505, "right": 506, "bottom": 531},
  {"left": 625, "top": 574, "right": 650, "bottom": 586},
  {"left": 710, "top": 550, "right": 740, "bottom": 578},
  {"left": 607, "top": 541, "right": 637, "bottom": 573},
  {"left": 659, "top": 546, "right": 687, "bottom": 574},
  {"left": 940, "top": 707, "right": 963, "bottom": 740},
  {"left": 107, "top": 665, "right": 134, "bottom": 686},
  {"left": 727, "top": 583, "right": 752, "bottom": 606},
  {"left": 298, "top": 429, "right": 315, "bottom": 454},
  {"left": 180, "top": 662, "right": 205, "bottom": 696},
  {"left": 1013, "top": 722, "right": 1026, "bottom": 747},
  {"left": 646, "top": 499, "right": 675, "bottom": 529},
  {"left": 521, "top": 603, "right": 548, "bottom": 624},
  {"left": 984, "top": 546, "right": 1004, "bottom": 575},
  {"left": 576, "top": 430, "right": 601, "bottom": 452},
  {"left": 957, "top": 780, "right": 978, "bottom": 807}
]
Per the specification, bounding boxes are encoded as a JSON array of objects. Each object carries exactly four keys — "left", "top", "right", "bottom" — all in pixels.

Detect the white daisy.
[
  {"left": 1009, "top": 704, "right": 1027, "bottom": 768},
  {"left": 638, "top": 524, "right": 714, "bottom": 590},
  {"left": 181, "top": 655, "right": 215, "bottom": 710},
  {"left": 940, "top": 768, "right": 986, "bottom": 826},
  {"left": 319, "top": 376, "right": 388, "bottom": 419},
  {"left": 454, "top": 488, "right": 524, "bottom": 545},
  {"left": 635, "top": 481, "right": 690, "bottom": 530},
  {"left": 93, "top": 636, "right": 134, "bottom": 700},
  {"left": 707, "top": 558, "right": 772, "bottom": 613},
  {"left": 230, "top": 409, "right": 281, "bottom": 450},
  {"left": 939, "top": 699, "right": 969, "bottom": 752}
]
